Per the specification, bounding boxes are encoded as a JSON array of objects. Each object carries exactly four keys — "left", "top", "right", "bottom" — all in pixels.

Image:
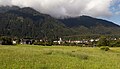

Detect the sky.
[{"left": 0, "top": 0, "right": 120, "bottom": 25}]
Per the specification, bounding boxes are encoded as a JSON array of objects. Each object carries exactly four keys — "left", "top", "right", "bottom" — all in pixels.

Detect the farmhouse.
[
  {"left": 20, "top": 38, "right": 34, "bottom": 45},
  {"left": 12, "top": 41, "right": 17, "bottom": 45}
]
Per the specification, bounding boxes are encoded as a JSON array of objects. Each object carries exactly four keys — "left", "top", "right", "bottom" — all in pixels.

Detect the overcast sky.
[{"left": 0, "top": 0, "right": 120, "bottom": 25}]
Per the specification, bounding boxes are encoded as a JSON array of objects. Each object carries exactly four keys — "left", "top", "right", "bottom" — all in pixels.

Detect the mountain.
[
  {"left": 60, "top": 16, "right": 119, "bottom": 28},
  {"left": 0, "top": 6, "right": 73, "bottom": 39},
  {"left": 0, "top": 6, "right": 120, "bottom": 40},
  {"left": 60, "top": 16, "right": 120, "bottom": 38}
]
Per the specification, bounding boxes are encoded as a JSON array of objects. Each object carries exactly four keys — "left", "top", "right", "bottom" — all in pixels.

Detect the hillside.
[
  {"left": 60, "top": 16, "right": 120, "bottom": 38},
  {"left": 0, "top": 6, "right": 120, "bottom": 40},
  {"left": 60, "top": 16, "right": 119, "bottom": 28}
]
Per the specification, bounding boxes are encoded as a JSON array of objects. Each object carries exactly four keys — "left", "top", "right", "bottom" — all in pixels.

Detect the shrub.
[
  {"left": 34, "top": 42, "right": 44, "bottom": 45},
  {"left": 110, "top": 40, "right": 120, "bottom": 47},
  {"left": 45, "top": 42, "right": 53, "bottom": 46},
  {"left": 34, "top": 41, "right": 53, "bottom": 46},
  {"left": 1, "top": 37, "right": 13, "bottom": 45},
  {"left": 100, "top": 46, "right": 110, "bottom": 51},
  {"left": 62, "top": 42, "right": 70, "bottom": 46},
  {"left": 97, "top": 36, "right": 110, "bottom": 46}
]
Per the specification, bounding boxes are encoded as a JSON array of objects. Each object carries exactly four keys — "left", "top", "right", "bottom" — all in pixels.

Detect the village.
[{"left": 1, "top": 36, "right": 120, "bottom": 47}]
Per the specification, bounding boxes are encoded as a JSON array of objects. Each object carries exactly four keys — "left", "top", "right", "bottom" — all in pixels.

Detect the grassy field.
[{"left": 0, "top": 45, "right": 120, "bottom": 69}]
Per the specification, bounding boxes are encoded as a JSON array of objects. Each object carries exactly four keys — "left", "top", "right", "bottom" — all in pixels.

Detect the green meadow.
[{"left": 0, "top": 45, "right": 120, "bottom": 69}]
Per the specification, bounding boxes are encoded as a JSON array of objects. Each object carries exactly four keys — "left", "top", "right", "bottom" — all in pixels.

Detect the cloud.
[
  {"left": 0, "top": 0, "right": 12, "bottom": 6},
  {"left": 110, "top": 0, "right": 120, "bottom": 15},
  {"left": 115, "top": 11, "right": 120, "bottom": 15},
  {"left": 0, "top": 0, "right": 115, "bottom": 18}
]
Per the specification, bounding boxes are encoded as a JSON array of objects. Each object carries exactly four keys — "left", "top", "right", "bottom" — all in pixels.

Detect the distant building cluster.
[{"left": 0, "top": 37, "right": 120, "bottom": 47}]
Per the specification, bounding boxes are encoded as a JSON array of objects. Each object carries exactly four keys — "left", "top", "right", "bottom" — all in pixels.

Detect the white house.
[{"left": 12, "top": 41, "right": 17, "bottom": 45}]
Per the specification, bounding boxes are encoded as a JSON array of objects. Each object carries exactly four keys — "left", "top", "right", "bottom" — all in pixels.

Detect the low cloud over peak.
[{"left": 0, "top": 0, "right": 118, "bottom": 18}]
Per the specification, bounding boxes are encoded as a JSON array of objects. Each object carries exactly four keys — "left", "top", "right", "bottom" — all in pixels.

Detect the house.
[
  {"left": 20, "top": 38, "right": 34, "bottom": 45},
  {"left": 12, "top": 41, "right": 17, "bottom": 45},
  {"left": 90, "top": 39, "right": 94, "bottom": 42},
  {"left": 58, "top": 38, "right": 62, "bottom": 44}
]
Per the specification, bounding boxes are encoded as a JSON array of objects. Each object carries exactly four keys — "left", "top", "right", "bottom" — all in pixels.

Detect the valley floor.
[{"left": 0, "top": 45, "right": 120, "bottom": 69}]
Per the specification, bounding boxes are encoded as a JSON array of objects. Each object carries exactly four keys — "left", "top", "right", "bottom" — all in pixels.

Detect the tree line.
[{"left": 0, "top": 36, "right": 120, "bottom": 47}]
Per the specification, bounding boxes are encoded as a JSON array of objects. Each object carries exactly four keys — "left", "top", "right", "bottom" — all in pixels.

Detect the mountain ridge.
[
  {"left": 60, "top": 15, "right": 120, "bottom": 28},
  {"left": 0, "top": 6, "right": 120, "bottom": 39}
]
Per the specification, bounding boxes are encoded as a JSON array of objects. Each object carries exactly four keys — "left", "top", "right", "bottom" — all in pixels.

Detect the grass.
[{"left": 0, "top": 45, "right": 120, "bottom": 69}]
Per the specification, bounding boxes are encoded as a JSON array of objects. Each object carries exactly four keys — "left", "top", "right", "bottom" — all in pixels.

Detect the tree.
[
  {"left": 110, "top": 40, "right": 120, "bottom": 47},
  {"left": 97, "top": 36, "right": 109, "bottom": 46},
  {"left": 1, "top": 37, "right": 13, "bottom": 45}
]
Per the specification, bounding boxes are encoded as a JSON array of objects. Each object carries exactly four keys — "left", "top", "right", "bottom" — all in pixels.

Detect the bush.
[
  {"left": 110, "top": 40, "right": 120, "bottom": 47},
  {"left": 1, "top": 37, "right": 13, "bottom": 45},
  {"left": 100, "top": 46, "right": 110, "bottom": 51},
  {"left": 34, "top": 42, "right": 44, "bottom": 45},
  {"left": 45, "top": 42, "right": 53, "bottom": 46},
  {"left": 97, "top": 36, "right": 110, "bottom": 47},
  {"left": 34, "top": 41, "right": 53, "bottom": 46}
]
